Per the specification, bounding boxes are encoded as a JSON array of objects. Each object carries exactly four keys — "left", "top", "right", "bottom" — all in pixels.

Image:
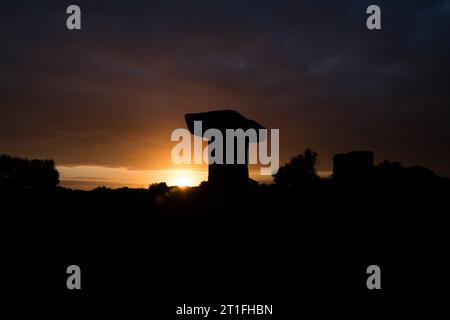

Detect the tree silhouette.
[
  {"left": 0, "top": 154, "right": 59, "bottom": 189},
  {"left": 374, "top": 159, "right": 440, "bottom": 185},
  {"left": 273, "top": 149, "right": 319, "bottom": 186}
]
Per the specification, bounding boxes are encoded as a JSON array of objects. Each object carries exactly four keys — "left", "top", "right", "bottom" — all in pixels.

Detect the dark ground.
[{"left": 1, "top": 173, "right": 449, "bottom": 316}]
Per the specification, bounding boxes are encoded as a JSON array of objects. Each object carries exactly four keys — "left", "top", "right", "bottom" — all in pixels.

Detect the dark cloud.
[{"left": 1, "top": 0, "right": 449, "bottom": 175}]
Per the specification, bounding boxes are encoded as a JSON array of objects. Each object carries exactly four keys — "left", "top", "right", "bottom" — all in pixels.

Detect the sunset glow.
[
  {"left": 58, "top": 166, "right": 207, "bottom": 190},
  {"left": 168, "top": 171, "right": 199, "bottom": 187},
  {"left": 171, "top": 175, "right": 195, "bottom": 187}
]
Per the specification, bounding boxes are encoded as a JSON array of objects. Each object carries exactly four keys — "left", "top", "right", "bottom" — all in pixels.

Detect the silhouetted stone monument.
[
  {"left": 185, "top": 110, "right": 265, "bottom": 186},
  {"left": 333, "top": 151, "right": 374, "bottom": 182}
]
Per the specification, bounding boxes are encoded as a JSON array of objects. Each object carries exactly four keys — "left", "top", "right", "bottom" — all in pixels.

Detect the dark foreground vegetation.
[{"left": 1, "top": 151, "right": 449, "bottom": 314}]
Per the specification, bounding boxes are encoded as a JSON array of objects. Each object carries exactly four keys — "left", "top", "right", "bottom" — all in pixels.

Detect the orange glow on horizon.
[
  {"left": 57, "top": 166, "right": 207, "bottom": 190},
  {"left": 167, "top": 170, "right": 200, "bottom": 187}
]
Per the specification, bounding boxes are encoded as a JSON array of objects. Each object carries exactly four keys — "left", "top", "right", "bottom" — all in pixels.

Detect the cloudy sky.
[{"left": 1, "top": 0, "right": 449, "bottom": 187}]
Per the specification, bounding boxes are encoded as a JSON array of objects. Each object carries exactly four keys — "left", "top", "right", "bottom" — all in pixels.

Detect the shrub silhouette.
[
  {"left": 273, "top": 149, "right": 319, "bottom": 186},
  {"left": 0, "top": 154, "right": 59, "bottom": 189},
  {"left": 374, "top": 159, "right": 441, "bottom": 187},
  {"left": 332, "top": 150, "right": 374, "bottom": 182},
  {"left": 149, "top": 182, "right": 169, "bottom": 194}
]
